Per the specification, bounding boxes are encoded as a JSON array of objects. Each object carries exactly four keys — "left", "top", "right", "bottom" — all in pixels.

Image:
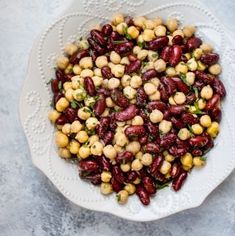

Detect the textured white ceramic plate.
[{"left": 19, "top": 0, "right": 235, "bottom": 221}]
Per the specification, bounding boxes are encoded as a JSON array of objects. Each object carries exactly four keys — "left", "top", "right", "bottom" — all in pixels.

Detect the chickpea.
[
  {"left": 102, "top": 145, "right": 117, "bottom": 160},
  {"left": 132, "top": 116, "right": 144, "bottom": 126},
  {"left": 148, "top": 50, "right": 159, "bottom": 62},
  {"left": 135, "top": 151, "right": 143, "bottom": 160},
  {"left": 116, "top": 190, "right": 129, "bottom": 204},
  {"left": 149, "top": 90, "right": 161, "bottom": 101},
  {"left": 114, "top": 144, "right": 124, "bottom": 153},
  {"left": 133, "top": 46, "right": 142, "bottom": 55},
  {"left": 154, "top": 59, "right": 166, "bottom": 72},
  {"left": 175, "top": 62, "right": 188, "bottom": 74},
  {"left": 185, "top": 72, "right": 195, "bottom": 85},
  {"left": 187, "top": 58, "right": 198, "bottom": 71},
  {"left": 100, "top": 182, "right": 113, "bottom": 195},
  {"left": 58, "top": 148, "right": 71, "bottom": 159},
  {"left": 75, "top": 130, "right": 89, "bottom": 143},
  {"left": 207, "top": 121, "right": 219, "bottom": 138},
  {"left": 127, "top": 26, "right": 139, "bottom": 39},
  {"left": 131, "top": 159, "right": 143, "bottom": 171},
  {"left": 197, "top": 61, "right": 206, "bottom": 71},
  {"left": 106, "top": 97, "right": 115, "bottom": 108},
  {"left": 101, "top": 108, "right": 110, "bottom": 117},
  {"left": 181, "top": 153, "right": 193, "bottom": 168},
  {"left": 121, "top": 74, "right": 131, "bottom": 87},
  {"left": 200, "top": 43, "right": 213, "bottom": 53},
  {"left": 111, "top": 64, "right": 125, "bottom": 78},
  {"left": 69, "top": 140, "right": 80, "bottom": 154},
  {"left": 169, "top": 96, "right": 177, "bottom": 105},
  {"left": 159, "top": 120, "right": 172, "bottom": 134},
  {"left": 137, "top": 49, "right": 148, "bottom": 60},
  {"left": 123, "top": 86, "right": 136, "bottom": 99},
  {"left": 48, "top": 110, "right": 60, "bottom": 123},
  {"left": 160, "top": 160, "right": 171, "bottom": 174},
  {"left": 172, "top": 29, "right": 184, "bottom": 38},
  {"left": 116, "top": 22, "right": 128, "bottom": 35},
  {"left": 79, "top": 56, "right": 93, "bottom": 69},
  {"left": 77, "top": 107, "right": 91, "bottom": 120},
  {"left": 78, "top": 39, "right": 89, "bottom": 49},
  {"left": 200, "top": 85, "right": 213, "bottom": 100},
  {"left": 63, "top": 82, "right": 72, "bottom": 91},
  {"left": 55, "top": 131, "right": 69, "bottom": 148},
  {"left": 70, "top": 120, "right": 83, "bottom": 133},
  {"left": 178, "top": 128, "right": 191, "bottom": 140},
  {"left": 166, "top": 18, "right": 178, "bottom": 32},
  {"left": 193, "top": 157, "right": 206, "bottom": 167},
  {"left": 130, "top": 75, "right": 142, "bottom": 89},
  {"left": 56, "top": 97, "right": 69, "bottom": 112},
  {"left": 95, "top": 56, "right": 108, "bottom": 68},
  {"left": 150, "top": 109, "right": 163, "bottom": 123},
  {"left": 191, "top": 124, "right": 203, "bottom": 135},
  {"left": 78, "top": 145, "right": 90, "bottom": 159},
  {"left": 120, "top": 163, "right": 131, "bottom": 172},
  {"left": 102, "top": 79, "right": 109, "bottom": 89},
  {"left": 144, "top": 82, "right": 157, "bottom": 95},
  {"left": 71, "top": 75, "right": 84, "bottom": 88},
  {"left": 90, "top": 141, "right": 103, "bottom": 156},
  {"left": 200, "top": 115, "right": 212, "bottom": 128},
  {"left": 193, "top": 48, "right": 203, "bottom": 59},
  {"left": 109, "top": 51, "right": 121, "bottom": 65},
  {"left": 108, "top": 77, "right": 120, "bottom": 90},
  {"left": 80, "top": 69, "right": 94, "bottom": 78},
  {"left": 209, "top": 64, "right": 221, "bottom": 75},
  {"left": 86, "top": 117, "right": 99, "bottom": 130},
  {"left": 62, "top": 123, "right": 71, "bottom": 135},
  {"left": 112, "top": 13, "right": 124, "bottom": 25},
  {"left": 124, "top": 183, "right": 136, "bottom": 195},
  {"left": 167, "top": 35, "right": 173, "bottom": 46},
  {"left": 115, "top": 133, "right": 128, "bottom": 147},
  {"left": 88, "top": 135, "right": 99, "bottom": 146},
  {"left": 64, "top": 63, "right": 73, "bottom": 74},
  {"left": 198, "top": 98, "right": 206, "bottom": 110},
  {"left": 101, "top": 171, "right": 112, "bottom": 183},
  {"left": 141, "top": 153, "right": 153, "bottom": 166},
  {"left": 183, "top": 25, "right": 196, "bottom": 38},
  {"left": 154, "top": 25, "right": 167, "bottom": 37},
  {"left": 142, "top": 29, "right": 155, "bottom": 42},
  {"left": 126, "top": 141, "right": 141, "bottom": 155},
  {"left": 133, "top": 177, "right": 141, "bottom": 185},
  {"left": 64, "top": 43, "right": 78, "bottom": 56},
  {"left": 56, "top": 56, "right": 69, "bottom": 70},
  {"left": 165, "top": 154, "right": 175, "bottom": 162},
  {"left": 73, "top": 87, "right": 87, "bottom": 101},
  {"left": 153, "top": 16, "right": 163, "bottom": 26},
  {"left": 185, "top": 53, "right": 191, "bottom": 60},
  {"left": 120, "top": 56, "right": 129, "bottom": 65},
  {"left": 84, "top": 96, "right": 96, "bottom": 108},
  {"left": 72, "top": 64, "right": 82, "bottom": 75},
  {"left": 93, "top": 68, "right": 101, "bottom": 77},
  {"left": 116, "top": 122, "right": 126, "bottom": 127},
  {"left": 65, "top": 88, "right": 74, "bottom": 102},
  {"left": 150, "top": 78, "right": 160, "bottom": 87},
  {"left": 166, "top": 67, "right": 177, "bottom": 76},
  {"left": 173, "top": 92, "right": 186, "bottom": 105},
  {"left": 133, "top": 16, "right": 146, "bottom": 28},
  {"left": 143, "top": 61, "right": 155, "bottom": 71}
]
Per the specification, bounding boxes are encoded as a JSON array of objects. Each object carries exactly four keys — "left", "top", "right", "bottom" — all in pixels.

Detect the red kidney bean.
[
  {"left": 101, "top": 66, "right": 113, "bottom": 79},
  {"left": 160, "top": 133, "right": 177, "bottom": 149},
  {"left": 136, "top": 87, "right": 148, "bottom": 107},
  {"left": 115, "top": 104, "right": 138, "bottom": 121},
  {"left": 169, "top": 45, "right": 182, "bottom": 66},
  {"left": 169, "top": 105, "right": 186, "bottom": 115},
  {"left": 70, "top": 49, "right": 90, "bottom": 65},
  {"left": 115, "top": 41, "right": 134, "bottom": 54},
  {"left": 163, "top": 110, "right": 171, "bottom": 120},
  {"left": 169, "top": 145, "right": 187, "bottom": 158},
  {"left": 146, "top": 36, "right": 169, "bottom": 51},
  {"left": 153, "top": 172, "right": 167, "bottom": 183},
  {"left": 172, "top": 35, "right": 183, "bottom": 45},
  {"left": 79, "top": 160, "right": 99, "bottom": 172},
  {"left": 112, "top": 165, "right": 125, "bottom": 184},
  {"left": 125, "top": 125, "right": 145, "bottom": 137},
  {"left": 211, "top": 78, "right": 226, "bottom": 98},
  {"left": 116, "top": 151, "right": 134, "bottom": 164},
  {"left": 97, "top": 88, "right": 111, "bottom": 97},
  {"left": 125, "top": 59, "right": 142, "bottom": 74},
  {"left": 97, "top": 155, "right": 111, "bottom": 171},
  {"left": 96, "top": 116, "right": 110, "bottom": 138},
  {"left": 109, "top": 113, "right": 117, "bottom": 131},
  {"left": 186, "top": 92, "right": 197, "bottom": 104},
  {"left": 90, "top": 30, "right": 106, "bottom": 46},
  {"left": 136, "top": 185, "right": 150, "bottom": 205},
  {"left": 181, "top": 54, "right": 188, "bottom": 63},
  {"left": 139, "top": 135, "right": 148, "bottom": 145},
  {"left": 54, "top": 92, "right": 64, "bottom": 104},
  {"left": 142, "top": 176, "right": 157, "bottom": 194},
  {"left": 202, "top": 132, "right": 214, "bottom": 151},
  {"left": 171, "top": 76, "right": 190, "bottom": 94},
  {"left": 111, "top": 89, "right": 129, "bottom": 108},
  {"left": 181, "top": 112, "right": 199, "bottom": 125},
  {"left": 210, "top": 106, "right": 222, "bottom": 122},
  {"left": 125, "top": 16, "right": 134, "bottom": 26},
  {"left": 128, "top": 54, "right": 138, "bottom": 62},
  {"left": 195, "top": 71, "right": 214, "bottom": 85},
  {"left": 186, "top": 37, "right": 202, "bottom": 51},
  {"left": 111, "top": 177, "right": 123, "bottom": 193},
  {"left": 160, "top": 46, "right": 173, "bottom": 62},
  {"left": 189, "top": 136, "right": 208, "bottom": 147},
  {"left": 84, "top": 77, "right": 96, "bottom": 96},
  {"left": 145, "top": 120, "right": 158, "bottom": 136},
  {"left": 90, "top": 50, "right": 99, "bottom": 62},
  {"left": 88, "top": 37, "right": 106, "bottom": 55},
  {"left": 150, "top": 155, "right": 163, "bottom": 175},
  {"left": 110, "top": 31, "right": 123, "bottom": 41},
  {"left": 102, "top": 131, "right": 114, "bottom": 145},
  {"left": 192, "top": 148, "right": 203, "bottom": 156},
  {"left": 181, "top": 44, "right": 188, "bottom": 53},
  {"left": 79, "top": 172, "right": 101, "bottom": 185},
  {"left": 160, "top": 85, "right": 170, "bottom": 102},
  {"left": 161, "top": 77, "right": 177, "bottom": 96},
  {"left": 64, "top": 107, "right": 77, "bottom": 123},
  {"left": 139, "top": 109, "right": 148, "bottom": 121},
  {"left": 107, "top": 38, "right": 114, "bottom": 51},
  {"left": 51, "top": 79, "right": 60, "bottom": 93},
  {"left": 94, "top": 95, "right": 106, "bottom": 116},
  {"left": 170, "top": 163, "right": 182, "bottom": 179},
  {"left": 200, "top": 53, "right": 219, "bottom": 65},
  {"left": 56, "top": 115, "right": 68, "bottom": 125},
  {"left": 56, "top": 70, "right": 67, "bottom": 83},
  {"left": 127, "top": 171, "right": 138, "bottom": 183},
  {"left": 147, "top": 101, "right": 167, "bottom": 112},
  {"left": 101, "top": 24, "right": 113, "bottom": 36},
  {"left": 142, "top": 69, "right": 158, "bottom": 82},
  {"left": 205, "top": 94, "right": 220, "bottom": 111},
  {"left": 171, "top": 117, "right": 185, "bottom": 129},
  {"left": 172, "top": 171, "right": 187, "bottom": 191},
  {"left": 194, "top": 80, "right": 205, "bottom": 90},
  {"left": 145, "top": 143, "right": 160, "bottom": 154}
]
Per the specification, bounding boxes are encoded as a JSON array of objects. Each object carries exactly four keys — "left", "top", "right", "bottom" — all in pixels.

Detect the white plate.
[{"left": 19, "top": 0, "right": 235, "bottom": 221}]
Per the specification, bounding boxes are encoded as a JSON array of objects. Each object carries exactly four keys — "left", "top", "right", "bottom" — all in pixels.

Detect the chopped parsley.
[
  {"left": 71, "top": 100, "right": 79, "bottom": 109},
  {"left": 116, "top": 194, "right": 121, "bottom": 202},
  {"left": 137, "top": 41, "right": 146, "bottom": 49},
  {"left": 192, "top": 87, "right": 199, "bottom": 99},
  {"left": 157, "top": 182, "right": 170, "bottom": 190},
  {"left": 179, "top": 73, "right": 190, "bottom": 86},
  {"left": 123, "top": 25, "right": 132, "bottom": 40},
  {"left": 112, "top": 40, "right": 127, "bottom": 45},
  {"left": 200, "top": 156, "right": 207, "bottom": 162},
  {"left": 58, "top": 81, "right": 63, "bottom": 91},
  {"left": 46, "top": 78, "right": 53, "bottom": 85}
]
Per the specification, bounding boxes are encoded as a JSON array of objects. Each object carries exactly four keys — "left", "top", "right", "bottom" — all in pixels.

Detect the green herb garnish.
[
  {"left": 192, "top": 87, "right": 199, "bottom": 99},
  {"left": 200, "top": 157, "right": 207, "bottom": 162},
  {"left": 179, "top": 73, "right": 190, "bottom": 86},
  {"left": 71, "top": 100, "right": 79, "bottom": 109},
  {"left": 123, "top": 25, "right": 132, "bottom": 40},
  {"left": 137, "top": 41, "right": 146, "bottom": 49},
  {"left": 46, "top": 78, "right": 53, "bottom": 85},
  {"left": 157, "top": 182, "right": 170, "bottom": 190},
  {"left": 58, "top": 81, "right": 63, "bottom": 91},
  {"left": 112, "top": 40, "right": 127, "bottom": 45}
]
